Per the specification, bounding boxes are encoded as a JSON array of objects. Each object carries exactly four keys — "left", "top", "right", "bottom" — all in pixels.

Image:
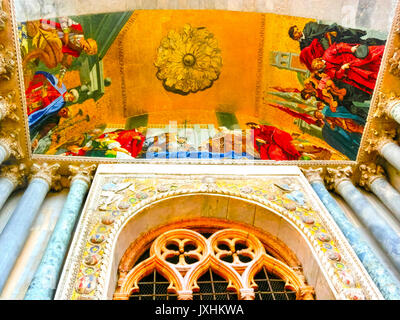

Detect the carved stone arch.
[
  {"left": 243, "top": 254, "right": 314, "bottom": 300},
  {"left": 116, "top": 215, "right": 302, "bottom": 284},
  {"left": 56, "top": 168, "right": 382, "bottom": 300},
  {"left": 99, "top": 193, "right": 336, "bottom": 300},
  {"left": 184, "top": 254, "right": 245, "bottom": 298},
  {"left": 114, "top": 255, "right": 182, "bottom": 300}
]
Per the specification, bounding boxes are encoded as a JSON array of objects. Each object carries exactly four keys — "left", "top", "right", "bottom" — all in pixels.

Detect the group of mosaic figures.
[
  {"left": 264, "top": 21, "right": 387, "bottom": 161},
  {"left": 20, "top": 17, "right": 387, "bottom": 162},
  {"left": 19, "top": 16, "right": 100, "bottom": 154}
]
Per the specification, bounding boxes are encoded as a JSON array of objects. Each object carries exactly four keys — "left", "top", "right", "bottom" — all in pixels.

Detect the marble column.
[
  {"left": 303, "top": 168, "right": 400, "bottom": 300},
  {"left": 0, "top": 163, "right": 60, "bottom": 294},
  {"left": 325, "top": 167, "right": 400, "bottom": 273},
  {"left": 25, "top": 164, "right": 96, "bottom": 300},
  {"left": 359, "top": 163, "right": 400, "bottom": 221},
  {"left": 0, "top": 164, "right": 26, "bottom": 212}
]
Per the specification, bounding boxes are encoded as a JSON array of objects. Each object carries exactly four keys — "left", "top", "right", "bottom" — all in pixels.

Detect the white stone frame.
[{"left": 55, "top": 164, "right": 383, "bottom": 300}]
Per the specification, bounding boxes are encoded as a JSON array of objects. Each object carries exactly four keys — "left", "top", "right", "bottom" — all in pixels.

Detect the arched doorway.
[{"left": 56, "top": 166, "right": 380, "bottom": 300}]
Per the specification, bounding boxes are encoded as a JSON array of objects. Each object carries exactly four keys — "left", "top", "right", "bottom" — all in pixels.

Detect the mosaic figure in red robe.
[
  {"left": 246, "top": 122, "right": 301, "bottom": 161},
  {"left": 311, "top": 42, "right": 385, "bottom": 95}
]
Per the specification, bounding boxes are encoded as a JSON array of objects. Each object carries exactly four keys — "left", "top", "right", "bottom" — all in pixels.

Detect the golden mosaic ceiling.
[{"left": 3, "top": 2, "right": 399, "bottom": 167}]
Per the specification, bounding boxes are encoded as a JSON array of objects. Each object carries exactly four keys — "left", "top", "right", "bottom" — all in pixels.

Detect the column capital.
[
  {"left": 239, "top": 288, "right": 255, "bottom": 300},
  {"left": 373, "top": 91, "right": 398, "bottom": 120},
  {"left": 365, "top": 128, "right": 397, "bottom": 154},
  {"left": 0, "top": 91, "right": 18, "bottom": 121},
  {"left": 389, "top": 47, "right": 400, "bottom": 77},
  {"left": 297, "top": 285, "right": 315, "bottom": 300},
  {"left": 0, "top": 163, "right": 27, "bottom": 188},
  {"left": 0, "top": 44, "right": 15, "bottom": 81},
  {"left": 301, "top": 167, "right": 324, "bottom": 184},
  {"left": 358, "top": 163, "right": 386, "bottom": 191},
  {"left": 325, "top": 166, "right": 354, "bottom": 192},
  {"left": 30, "top": 163, "right": 61, "bottom": 189},
  {"left": 177, "top": 290, "right": 193, "bottom": 300},
  {"left": 0, "top": 129, "right": 23, "bottom": 160},
  {"left": 69, "top": 164, "right": 97, "bottom": 186},
  {"left": 0, "top": 0, "right": 7, "bottom": 31}
]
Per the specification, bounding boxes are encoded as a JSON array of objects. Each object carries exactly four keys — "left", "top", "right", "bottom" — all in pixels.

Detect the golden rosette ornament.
[{"left": 155, "top": 24, "right": 222, "bottom": 95}]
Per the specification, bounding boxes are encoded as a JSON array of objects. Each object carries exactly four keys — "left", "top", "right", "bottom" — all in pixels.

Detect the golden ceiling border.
[
  {"left": 1, "top": 0, "right": 30, "bottom": 159},
  {"left": 254, "top": 13, "right": 266, "bottom": 118}
]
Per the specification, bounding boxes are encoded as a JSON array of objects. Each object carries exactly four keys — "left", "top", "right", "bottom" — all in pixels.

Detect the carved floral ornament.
[
  {"left": 113, "top": 228, "right": 314, "bottom": 300},
  {"left": 154, "top": 24, "right": 222, "bottom": 95}
]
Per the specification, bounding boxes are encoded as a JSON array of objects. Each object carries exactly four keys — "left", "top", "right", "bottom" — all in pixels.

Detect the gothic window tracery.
[{"left": 114, "top": 228, "right": 314, "bottom": 300}]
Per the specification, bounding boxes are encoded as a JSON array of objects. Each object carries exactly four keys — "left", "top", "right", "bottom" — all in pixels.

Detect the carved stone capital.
[
  {"left": 358, "top": 163, "right": 386, "bottom": 191},
  {"left": 389, "top": 47, "right": 400, "bottom": 77},
  {"left": 69, "top": 164, "right": 97, "bottom": 186},
  {"left": 0, "top": 91, "right": 18, "bottom": 121},
  {"left": 177, "top": 290, "right": 193, "bottom": 300},
  {"left": 0, "top": 130, "right": 23, "bottom": 160},
  {"left": 365, "top": 128, "right": 397, "bottom": 154},
  {"left": 301, "top": 167, "right": 324, "bottom": 184},
  {"left": 325, "top": 166, "right": 354, "bottom": 191},
  {"left": 0, "top": 163, "right": 27, "bottom": 188},
  {"left": 297, "top": 285, "right": 315, "bottom": 300},
  {"left": 30, "top": 162, "right": 61, "bottom": 189},
  {"left": 0, "top": 44, "right": 15, "bottom": 81},
  {"left": 112, "top": 292, "right": 130, "bottom": 300},
  {"left": 373, "top": 91, "right": 398, "bottom": 119},
  {"left": 0, "top": 1, "right": 7, "bottom": 31},
  {"left": 239, "top": 288, "right": 255, "bottom": 300}
]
